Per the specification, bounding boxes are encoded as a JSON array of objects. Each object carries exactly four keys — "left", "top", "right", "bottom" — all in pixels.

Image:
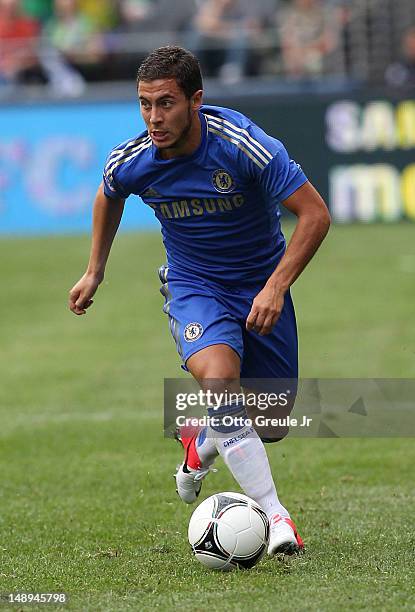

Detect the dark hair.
[{"left": 137, "top": 46, "right": 203, "bottom": 99}]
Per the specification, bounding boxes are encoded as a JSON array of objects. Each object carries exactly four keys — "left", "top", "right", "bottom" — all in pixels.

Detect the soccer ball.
[{"left": 188, "top": 492, "right": 270, "bottom": 571}]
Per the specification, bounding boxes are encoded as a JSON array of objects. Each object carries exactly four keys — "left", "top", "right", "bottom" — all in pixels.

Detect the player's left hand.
[{"left": 246, "top": 283, "right": 285, "bottom": 335}]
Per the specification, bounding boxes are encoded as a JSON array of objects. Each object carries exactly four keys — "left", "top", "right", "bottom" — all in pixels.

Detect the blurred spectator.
[
  {"left": 277, "top": 0, "right": 342, "bottom": 79},
  {"left": 385, "top": 27, "right": 415, "bottom": 88},
  {"left": 192, "top": 0, "right": 256, "bottom": 83},
  {"left": 117, "top": 0, "right": 156, "bottom": 33},
  {"left": 0, "top": 0, "right": 47, "bottom": 86},
  {"left": 237, "top": 0, "right": 279, "bottom": 77},
  {"left": 237, "top": 0, "right": 281, "bottom": 76},
  {"left": 151, "top": 0, "right": 196, "bottom": 35},
  {"left": 22, "top": 0, "right": 53, "bottom": 23},
  {"left": 109, "top": 0, "right": 157, "bottom": 80},
  {"left": 110, "top": 0, "right": 196, "bottom": 80},
  {"left": 78, "top": 0, "right": 117, "bottom": 31},
  {"left": 42, "top": 0, "right": 104, "bottom": 81},
  {"left": 240, "top": 0, "right": 276, "bottom": 24},
  {"left": 115, "top": 0, "right": 197, "bottom": 36}
]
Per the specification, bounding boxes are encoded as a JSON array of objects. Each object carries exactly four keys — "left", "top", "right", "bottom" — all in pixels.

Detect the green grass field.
[{"left": 1, "top": 223, "right": 414, "bottom": 611}]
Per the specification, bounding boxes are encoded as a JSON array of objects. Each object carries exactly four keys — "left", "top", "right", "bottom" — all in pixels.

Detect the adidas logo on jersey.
[{"left": 142, "top": 187, "right": 163, "bottom": 198}]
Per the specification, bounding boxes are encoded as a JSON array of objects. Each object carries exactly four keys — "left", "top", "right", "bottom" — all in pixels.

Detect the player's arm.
[
  {"left": 69, "top": 183, "right": 125, "bottom": 315},
  {"left": 246, "top": 181, "right": 330, "bottom": 335}
]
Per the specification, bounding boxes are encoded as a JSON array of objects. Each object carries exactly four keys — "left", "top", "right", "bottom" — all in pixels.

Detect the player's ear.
[{"left": 191, "top": 90, "right": 203, "bottom": 111}]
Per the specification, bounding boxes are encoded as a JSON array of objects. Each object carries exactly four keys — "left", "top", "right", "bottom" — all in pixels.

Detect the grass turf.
[{"left": 0, "top": 223, "right": 414, "bottom": 611}]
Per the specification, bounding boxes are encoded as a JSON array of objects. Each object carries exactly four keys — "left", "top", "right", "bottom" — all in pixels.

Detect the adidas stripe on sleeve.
[
  {"left": 103, "top": 134, "right": 151, "bottom": 199},
  {"left": 205, "top": 114, "right": 273, "bottom": 171}
]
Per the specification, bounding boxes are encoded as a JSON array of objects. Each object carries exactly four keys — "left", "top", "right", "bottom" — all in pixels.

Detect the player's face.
[{"left": 138, "top": 79, "right": 203, "bottom": 157}]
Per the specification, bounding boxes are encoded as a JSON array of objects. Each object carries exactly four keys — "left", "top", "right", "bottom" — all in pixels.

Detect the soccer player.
[{"left": 69, "top": 46, "right": 330, "bottom": 556}]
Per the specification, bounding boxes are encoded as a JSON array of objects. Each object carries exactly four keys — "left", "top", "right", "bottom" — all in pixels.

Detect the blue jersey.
[{"left": 103, "top": 105, "right": 307, "bottom": 284}]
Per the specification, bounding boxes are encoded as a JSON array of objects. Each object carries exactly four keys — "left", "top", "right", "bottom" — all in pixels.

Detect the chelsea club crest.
[
  {"left": 212, "top": 169, "right": 235, "bottom": 193},
  {"left": 184, "top": 322, "right": 204, "bottom": 342}
]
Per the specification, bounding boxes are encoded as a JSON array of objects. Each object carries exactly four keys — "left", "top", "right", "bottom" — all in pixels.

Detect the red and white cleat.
[
  {"left": 174, "top": 425, "right": 211, "bottom": 504},
  {"left": 268, "top": 514, "right": 304, "bottom": 556},
  {"left": 174, "top": 424, "right": 203, "bottom": 471}
]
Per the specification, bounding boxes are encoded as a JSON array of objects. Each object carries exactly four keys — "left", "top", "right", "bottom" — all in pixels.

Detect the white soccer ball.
[{"left": 188, "top": 492, "right": 270, "bottom": 571}]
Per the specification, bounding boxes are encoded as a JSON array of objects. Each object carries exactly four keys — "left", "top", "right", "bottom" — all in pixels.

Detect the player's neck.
[{"left": 158, "top": 113, "right": 202, "bottom": 160}]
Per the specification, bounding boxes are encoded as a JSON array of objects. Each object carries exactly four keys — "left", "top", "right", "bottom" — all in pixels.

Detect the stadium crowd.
[{"left": 0, "top": 0, "right": 414, "bottom": 94}]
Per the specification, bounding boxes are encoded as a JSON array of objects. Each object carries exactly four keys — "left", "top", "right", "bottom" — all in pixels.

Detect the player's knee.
[
  {"left": 199, "top": 374, "right": 239, "bottom": 395},
  {"left": 187, "top": 344, "right": 240, "bottom": 390},
  {"left": 189, "top": 362, "right": 240, "bottom": 394}
]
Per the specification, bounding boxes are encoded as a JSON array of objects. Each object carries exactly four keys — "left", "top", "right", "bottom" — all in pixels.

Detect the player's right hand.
[{"left": 68, "top": 273, "right": 101, "bottom": 315}]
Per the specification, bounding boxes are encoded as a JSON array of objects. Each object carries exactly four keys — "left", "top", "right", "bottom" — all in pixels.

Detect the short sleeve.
[
  {"left": 257, "top": 144, "right": 308, "bottom": 202},
  {"left": 102, "top": 150, "right": 131, "bottom": 200}
]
